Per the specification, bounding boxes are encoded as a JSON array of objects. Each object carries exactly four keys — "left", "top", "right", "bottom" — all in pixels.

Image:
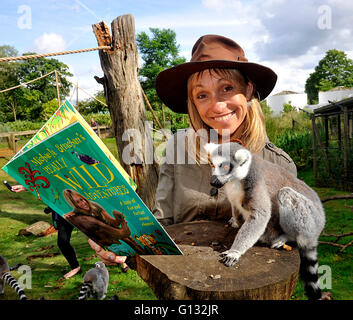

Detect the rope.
[
  {"left": 0, "top": 46, "right": 112, "bottom": 63},
  {"left": 77, "top": 86, "right": 108, "bottom": 107},
  {"left": 0, "top": 70, "right": 55, "bottom": 94}
]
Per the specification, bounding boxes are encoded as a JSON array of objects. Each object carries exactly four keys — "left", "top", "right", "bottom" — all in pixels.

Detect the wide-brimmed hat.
[{"left": 155, "top": 34, "right": 277, "bottom": 114}]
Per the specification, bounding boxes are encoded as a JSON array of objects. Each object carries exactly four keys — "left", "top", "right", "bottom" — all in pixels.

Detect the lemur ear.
[
  {"left": 204, "top": 143, "right": 219, "bottom": 155},
  {"left": 234, "top": 149, "right": 250, "bottom": 166}
]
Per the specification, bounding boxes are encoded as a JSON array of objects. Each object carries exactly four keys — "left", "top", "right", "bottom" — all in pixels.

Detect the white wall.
[
  {"left": 319, "top": 88, "right": 353, "bottom": 104},
  {"left": 266, "top": 93, "right": 308, "bottom": 115}
]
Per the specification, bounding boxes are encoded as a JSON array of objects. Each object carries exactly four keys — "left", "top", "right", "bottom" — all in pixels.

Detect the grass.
[
  {"left": 0, "top": 137, "right": 156, "bottom": 300},
  {"left": 1, "top": 137, "right": 352, "bottom": 300}
]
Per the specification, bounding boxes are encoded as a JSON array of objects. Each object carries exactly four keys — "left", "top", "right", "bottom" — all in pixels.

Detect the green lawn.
[
  {"left": 0, "top": 137, "right": 156, "bottom": 300},
  {"left": 0, "top": 137, "right": 352, "bottom": 300}
]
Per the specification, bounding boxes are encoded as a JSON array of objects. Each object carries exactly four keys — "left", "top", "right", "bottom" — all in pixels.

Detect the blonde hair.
[
  {"left": 63, "top": 189, "right": 93, "bottom": 215},
  {"left": 187, "top": 68, "right": 267, "bottom": 157}
]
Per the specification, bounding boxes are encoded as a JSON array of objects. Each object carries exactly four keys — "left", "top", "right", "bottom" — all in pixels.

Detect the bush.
[
  {"left": 265, "top": 109, "right": 313, "bottom": 170},
  {"left": 82, "top": 113, "right": 112, "bottom": 126},
  {"left": 0, "top": 120, "right": 45, "bottom": 132},
  {"left": 273, "top": 130, "right": 313, "bottom": 170}
]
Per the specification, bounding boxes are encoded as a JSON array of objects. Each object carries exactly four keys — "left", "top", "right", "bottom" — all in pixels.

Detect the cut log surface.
[{"left": 136, "top": 220, "right": 300, "bottom": 300}]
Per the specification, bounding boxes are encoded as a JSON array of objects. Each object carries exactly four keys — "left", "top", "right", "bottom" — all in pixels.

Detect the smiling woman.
[{"left": 90, "top": 34, "right": 298, "bottom": 278}]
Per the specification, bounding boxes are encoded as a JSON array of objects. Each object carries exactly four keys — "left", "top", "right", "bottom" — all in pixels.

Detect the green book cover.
[{"left": 2, "top": 121, "right": 182, "bottom": 257}]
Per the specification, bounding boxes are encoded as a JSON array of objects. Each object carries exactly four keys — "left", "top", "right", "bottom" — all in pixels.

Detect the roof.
[
  {"left": 313, "top": 96, "right": 353, "bottom": 115},
  {"left": 272, "top": 90, "right": 299, "bottom": 96}
]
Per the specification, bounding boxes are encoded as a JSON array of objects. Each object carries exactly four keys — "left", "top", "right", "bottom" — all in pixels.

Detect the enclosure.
[{"left": 312, "top": 96, "right": 353, "bottom": 191}]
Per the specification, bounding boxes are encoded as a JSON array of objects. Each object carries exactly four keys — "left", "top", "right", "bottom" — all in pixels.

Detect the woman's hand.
[
  {"left": 64, "top": 211, "right": 76, "bottom": 218},
  {"left": 11, "top": 185, "right": 26, "bottom": 193},
  {"left": 88, "top": 239, "right": 127, "bottom": 266}
]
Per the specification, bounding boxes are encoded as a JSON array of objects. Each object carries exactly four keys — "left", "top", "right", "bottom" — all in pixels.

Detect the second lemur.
[
  {"left": 0, "top": 254, "right": 27, "bottom": 300},
  {"left": 78, "top": 261, "right": 109, "bottom": 300},
  {"left": 205, "top": 142, "right": 326, "bottom": 300}
]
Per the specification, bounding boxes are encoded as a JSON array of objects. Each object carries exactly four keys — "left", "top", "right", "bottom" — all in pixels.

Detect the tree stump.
[{"left": 136, "top": 221, "right": 300, "bottom": 300}]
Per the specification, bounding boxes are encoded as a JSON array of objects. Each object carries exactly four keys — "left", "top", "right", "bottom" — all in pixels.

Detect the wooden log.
[
  {"left": 92, "top": 15, "right": 159, "bottom": 210},
  {"left": 136, "top": 221, "right": 300, "bottom": 300}
]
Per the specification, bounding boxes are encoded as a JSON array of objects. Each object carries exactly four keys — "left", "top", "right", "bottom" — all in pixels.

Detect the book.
[{"left": 2, "top": 100, "right": 182, "bottom": 257}]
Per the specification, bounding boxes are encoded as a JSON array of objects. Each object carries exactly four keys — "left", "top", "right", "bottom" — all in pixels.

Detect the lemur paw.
[
  {"left": 220, "top": 250, "right": 240, "bottom": 267},
  {"left": 228, "top": 217, "right": 239, "bottom": 228}
]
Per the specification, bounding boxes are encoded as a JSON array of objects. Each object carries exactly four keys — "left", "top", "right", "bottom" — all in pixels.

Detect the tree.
[
  {"left": 305, "top": 49, "right": 353, "bottom": 104},
  {"left": 77, "top": 90, "right": 108, "bottom": 114},
  {"left": 137, "top": 28, "right": 186, "bottom": 111},
  {"left": 0, "top": 49, "right": 73, "bottom": 121},
  {"left": 15, "top": 54, "right": 73, "bottom": 120}
]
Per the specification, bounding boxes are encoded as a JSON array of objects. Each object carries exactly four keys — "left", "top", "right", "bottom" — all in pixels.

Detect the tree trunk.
[
  {"left": 92, "top": 15, "right": 159, "bottom": 210},
  {"left": 136, "top": 221, "right": 300, "bottom": 300}
]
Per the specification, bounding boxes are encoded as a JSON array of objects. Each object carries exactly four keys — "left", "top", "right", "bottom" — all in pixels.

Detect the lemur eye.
[
  {"left": 223, "top": 165, "right": 230, "bottom": 172},
  {"left": 211, "top": 163, "right": 215, "bottom": 169}
]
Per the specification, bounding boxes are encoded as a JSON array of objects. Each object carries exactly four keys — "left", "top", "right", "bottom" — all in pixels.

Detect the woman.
[
  {"left": 11, "top": 185, "right": 81, "bottom": 279},
  {"left": 90, "top": 34, "right": 296, "bottom": 265},
  {"left": 64, "top": 189, "right": 141, "bottom": 269}
]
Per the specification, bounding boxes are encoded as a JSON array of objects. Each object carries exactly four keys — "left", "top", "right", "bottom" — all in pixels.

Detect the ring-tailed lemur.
[
  {"left": 205, "top": 142, "right": 326, "bottom": 300},
  {"left": 0, "top": 254, "right": 27, "bottom": 300},
  {"left": 78, "top": 261, "right": 109, "bottom": 300}
]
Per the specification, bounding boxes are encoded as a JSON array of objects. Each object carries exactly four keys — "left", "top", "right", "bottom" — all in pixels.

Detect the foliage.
[
  {"left": 260, "top": 100, "right": 273, "bottom": 117},
  {"left": 145, "top": 106, "right": 189, "bottom": 133},
  {"left": 0, "top": 45, "right": 72, "bottom": 122},
  {"left": 137, "top": 28, "right": 186, "bottom": 111},
  {"left": 273, "top": 130, "right": 313, "bottom": 170},
  {"left": 282, "top": 101, "right": 296, "bottom": 113},
  {"left": 78, "top": 90, "right": 108, "bottom": 114},
  {"left": 0, "top": 120, "right": 44, "bottom": 132},
  {"left": 82, "top": 113, "right": 112, "bottom": 126},
  {"left": 265, "top": 109, "right": 313, "bottom": 170},
  {"left": 42, "top": 98, "right": 60, "bottom": 120},
  {"left": 305, "top": 49, "right": 353, "bottom": 104}
]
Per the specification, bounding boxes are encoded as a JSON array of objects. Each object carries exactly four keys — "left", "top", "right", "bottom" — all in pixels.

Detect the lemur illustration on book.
[{"left": 205, "top": 142, "right": 326, "bottom": 300}]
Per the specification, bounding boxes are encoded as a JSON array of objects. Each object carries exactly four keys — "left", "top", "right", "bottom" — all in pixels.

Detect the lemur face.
[{"left": 205, "top": 143, "right": 252, "bottom": 188}]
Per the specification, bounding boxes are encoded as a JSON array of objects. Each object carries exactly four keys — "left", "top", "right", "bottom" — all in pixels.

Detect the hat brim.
[{"left": 155, "top": 60, "right": 277, "bottom": 114}]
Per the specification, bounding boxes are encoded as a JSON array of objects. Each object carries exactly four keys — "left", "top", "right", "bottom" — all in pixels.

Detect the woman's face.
[
  {"left": 72, "top": 194, "right": 90, "bottom": 211},
  {"left": 190, "top": 70, "right": 253, "bottom": 137}
]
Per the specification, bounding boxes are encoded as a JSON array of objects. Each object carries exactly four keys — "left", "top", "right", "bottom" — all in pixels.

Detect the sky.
[{"left": 1, "top": 0, "right": 353, "bottom": 103}]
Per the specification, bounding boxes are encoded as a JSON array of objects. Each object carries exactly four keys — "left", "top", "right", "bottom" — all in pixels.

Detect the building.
[
  {"left": 266, "top": 91, "right": 308, "bottom": 114},
  {"left": 318, "top": 86, "right": 353, "bottom": 104}
]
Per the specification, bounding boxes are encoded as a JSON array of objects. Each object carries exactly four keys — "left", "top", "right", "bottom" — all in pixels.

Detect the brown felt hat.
[{"left": 155, "top": 34, "right": 277, "bottom": 114}]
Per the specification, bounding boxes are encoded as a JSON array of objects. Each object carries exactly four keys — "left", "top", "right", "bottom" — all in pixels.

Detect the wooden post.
[
  {"left": 54, "top": 70, "right": 61, "bottom": 107},
  {"left": 343, "top": 106, "right": 349, "bottom": 190},
  {"left": 312, "top": 115, "right": 318, "bottom": 185},
  {"left": 324, "top": 115, "right": 329, "bottom": 152},
  {"left": 337, "top": 114, "right": 342, "bottom": 151},
  {"left": 92, "top": 16, "right": 159, "bottom": 210},
  {"left": 312, "top": 116, "right": 335, "bottom": 186}
]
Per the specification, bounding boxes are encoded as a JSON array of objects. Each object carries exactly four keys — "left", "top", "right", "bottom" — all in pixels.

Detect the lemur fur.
[{"left": 205, "top": 142, "right": 326, "bottom": 300}]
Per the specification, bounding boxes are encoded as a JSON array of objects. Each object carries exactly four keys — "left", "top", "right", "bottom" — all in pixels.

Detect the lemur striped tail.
[
  {"left": 78, "top": 282, "right": 93, "bottom": 300},
  {"left": 1, "top": 272, "right": 27, "bottom": 300},
  {"left": 299, "top": 247, "right": 322, "bottom": 300}
]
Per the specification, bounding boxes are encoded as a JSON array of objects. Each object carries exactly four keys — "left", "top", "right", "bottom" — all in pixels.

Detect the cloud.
[
  {"left": 253, "top": 0, "right": 353, "bottom": 61},
  {"left": 33, "top": 32, "right": 67, "bottom": 53}
]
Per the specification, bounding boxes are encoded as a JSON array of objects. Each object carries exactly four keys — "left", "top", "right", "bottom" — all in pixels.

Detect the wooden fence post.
[{"left": 92, "top": 15, "right": 159, "bottom": 210}]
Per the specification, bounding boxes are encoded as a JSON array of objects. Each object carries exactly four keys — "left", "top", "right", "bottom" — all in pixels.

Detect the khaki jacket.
[{"left": 153, "top": 129, "right": 297, "bottom": 226}]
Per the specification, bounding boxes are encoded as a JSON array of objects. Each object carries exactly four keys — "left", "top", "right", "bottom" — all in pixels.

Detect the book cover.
[
  {"left": 13, "top": 100, "right": 137, "bottom": 190},
  {"left": 2, "top": 119, "right": 182, "bottom": 257}
]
